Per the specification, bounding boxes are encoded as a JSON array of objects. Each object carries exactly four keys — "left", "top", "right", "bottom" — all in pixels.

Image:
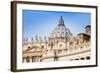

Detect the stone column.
[{"left": 29, "top": 57, "right": 32, "bottom": 63}]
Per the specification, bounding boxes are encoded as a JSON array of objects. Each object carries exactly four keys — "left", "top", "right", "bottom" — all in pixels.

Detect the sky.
[{"left": 23, "top": 10, "right": 91, "bottom": 40}]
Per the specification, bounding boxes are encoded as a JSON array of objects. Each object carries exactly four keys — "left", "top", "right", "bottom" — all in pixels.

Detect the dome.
[{"left": 50, "top": 16, "right": 73, "bottom": 38}]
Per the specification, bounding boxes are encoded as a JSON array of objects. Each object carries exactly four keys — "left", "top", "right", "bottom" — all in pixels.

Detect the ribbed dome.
[{"left": 50, "top": 16, "right": 72, "bottom": 38}]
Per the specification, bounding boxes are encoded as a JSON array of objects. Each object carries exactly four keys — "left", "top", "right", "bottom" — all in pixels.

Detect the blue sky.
[{"left": 23, "top": 10, "right": 91, "bottom": 39}]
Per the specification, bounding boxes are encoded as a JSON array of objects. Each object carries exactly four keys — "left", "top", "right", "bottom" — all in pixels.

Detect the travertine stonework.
[{"left": 23, "top": 16, "right": 91, "bottom": 63}]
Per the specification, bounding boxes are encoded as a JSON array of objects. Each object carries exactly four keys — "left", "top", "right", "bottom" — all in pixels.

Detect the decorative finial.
[
  {"left": 26, "top": 37, "right": 28, "bottom": 42},
  {"left": 35, "top": 35, "right": 38, "bottom": 41},
  {"left": 39, "top": 36, "right": 42, "bottom": 42},
  {"left": 31, "top": 37, "right": 33, "bottom": 41},
  {"left": 23, "top": 38, "right": 25, "bottom": 41}
]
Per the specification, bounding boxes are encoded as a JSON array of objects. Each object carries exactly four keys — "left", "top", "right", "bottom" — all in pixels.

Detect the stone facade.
[{"left": 23, "top": 16, "right": 91, "bottom": 63}]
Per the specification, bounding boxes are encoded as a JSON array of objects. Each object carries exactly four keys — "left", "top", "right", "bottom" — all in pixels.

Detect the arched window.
[
  {"left": 32, "top": 56, "right": 37, "bottom": 62},
  {"left": 80, "top": 57, "right": 85, "bottom": 60},
  {"left": 86, "top": 56, "right": 90, "bottom": 60},
  {"left": 75, "top": 58, "right": 79, "bottom": 60},
  {"left": 64, "top": 49, "right": 68, "bottom": 51},
  {"left": 26, "top": 56, "right": 30, "bottom": 63}
]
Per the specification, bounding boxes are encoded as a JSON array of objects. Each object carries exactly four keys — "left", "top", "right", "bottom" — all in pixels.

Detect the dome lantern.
[{"left": 58, "top": 16, "right": 65, "bottom": 27}]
